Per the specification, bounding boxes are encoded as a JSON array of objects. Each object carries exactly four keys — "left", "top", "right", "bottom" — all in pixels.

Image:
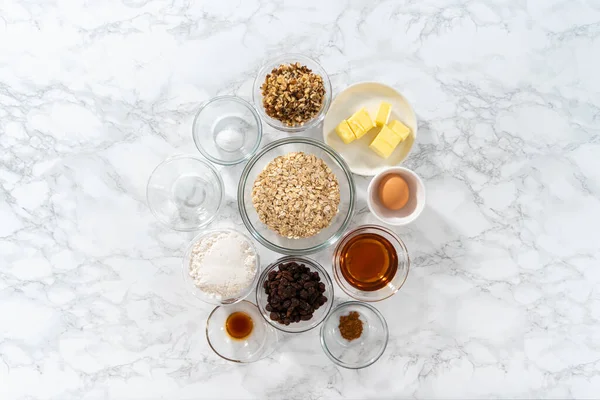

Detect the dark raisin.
[
  {"left": 263, "top": 263, "right": 326, "bottom": 326},
  {"left": 284, "top": 286, "right": 295, "bottom": 298}
]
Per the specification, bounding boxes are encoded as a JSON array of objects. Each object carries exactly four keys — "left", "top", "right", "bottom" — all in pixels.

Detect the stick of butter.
[
  {"left": 335, "top": 120, "right": 356, "bottom": 144},
  {"left": 388, "top": 119, "right": 411, "bottom": 141},
  {"left": 347, "top": 108, "right": 375, "bottom": 139},
  {"left": 375, "top": 102, "right": 392, "bottom": 127},
  {"left": 369, "top": 125, "right": 402, "bottom": 159}
]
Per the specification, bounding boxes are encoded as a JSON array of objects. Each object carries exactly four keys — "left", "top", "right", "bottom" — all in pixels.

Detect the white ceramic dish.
[
  {"left": 367, "top": 167, "right": 426, "bottom": 226},
  {"left": 323, "top": 82, "right": 417, "bottom": 176}
]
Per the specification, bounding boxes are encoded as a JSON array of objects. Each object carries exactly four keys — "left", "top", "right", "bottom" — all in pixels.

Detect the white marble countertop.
[{"left": 1, "top": 0, "right": 600, "bottom": 399}]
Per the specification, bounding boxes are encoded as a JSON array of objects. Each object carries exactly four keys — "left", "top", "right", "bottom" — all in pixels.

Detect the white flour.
[{"left": 188, "top": 231, "right": 257, "bottom": 300}]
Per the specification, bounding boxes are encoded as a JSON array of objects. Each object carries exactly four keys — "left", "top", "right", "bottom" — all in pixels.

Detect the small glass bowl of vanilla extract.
[
  {"left": 206, "top": 301, "right": 280, "bottom": 363},
  {"left": 332, "top": 225, "right": 410, "bottom": 302}
]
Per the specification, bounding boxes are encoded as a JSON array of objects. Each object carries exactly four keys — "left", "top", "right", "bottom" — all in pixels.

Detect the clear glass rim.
[
  {"left": 146, "top": 154, "right": 224, "bottom": 232},
  {"left": 205, "top": 300, "right": 269, "bottom": 363},
  {"left": 192, "top": 95, "right": 263, "bottom": 166},
  {"left": 237, "top": 136, "right": 356, "bottom": 255},
  {"left": 255, "top": 255, "right": 335, "bottom": 334},
  {"left": 182, "top": 228, "right": 261, "bottom": 305},
  {"left": 332, "top": 224, "right": 410, "bottom": 302},
  {"left": 319, "top": 301, "right": 389, "bottom": 369},
  {"left": 252, "top": 53, "right": 333, "bottom": 133}
]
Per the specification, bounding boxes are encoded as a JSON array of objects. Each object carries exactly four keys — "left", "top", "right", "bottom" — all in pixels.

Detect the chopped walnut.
[{"left": 261, "top": 62, "right": 325, "bottom": 127}]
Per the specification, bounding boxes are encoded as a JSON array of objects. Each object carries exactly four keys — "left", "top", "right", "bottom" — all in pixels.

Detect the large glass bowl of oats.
[
  {"left": 238, "top": 137, "right": 355, "bottom": 255},
  {"left": 253, "top": 54, "right": 332, "bottom": 133}
]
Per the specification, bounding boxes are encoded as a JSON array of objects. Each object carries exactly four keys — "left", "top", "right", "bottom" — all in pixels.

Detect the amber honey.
[
  {"left": 339, "top": 232, "right": 398, "bottom": 291},
  {"left": 225, "top": 311, "right": 253, "bottom": 340}
]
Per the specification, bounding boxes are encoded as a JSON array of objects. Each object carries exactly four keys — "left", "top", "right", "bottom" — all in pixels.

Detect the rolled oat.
[{"left": 251, "top": 152, "right": 340, "bottom": 238}]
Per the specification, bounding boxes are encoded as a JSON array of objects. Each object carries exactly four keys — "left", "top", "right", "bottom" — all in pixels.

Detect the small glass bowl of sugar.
[
  {"left": 192, "top": 96, "right": 263, "bottom": 165},
  {"left": 182, "top": 228, "right": 261, "bottom": 305}
]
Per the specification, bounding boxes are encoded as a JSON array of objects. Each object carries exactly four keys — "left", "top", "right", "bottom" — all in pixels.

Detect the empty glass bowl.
[
  {"left": 182, "top": 228, "right": 260, "bottom": 305},
  {"left": 320, "top": 301, "right": 389, "bottom": 369},
  {"left": 253, "top": 54, "right": 332, "bottom": 133},
  {"left": 332, "top": 225, "right": 410, "bottom": 302},
  {"left": 206, "top": 301, "right": 280, "bottom": 363},
  {"left": 193, "top": 96, "right": 262, "bottom": 165},
  {"left": 256, "top": 256, "right": 334, "bottom": 334},
  {"left": 238, "top": 137, "right": 355, "bottom": 255},
  {"left": 146, "top": 155, "right": 223, "bottom": 231}
]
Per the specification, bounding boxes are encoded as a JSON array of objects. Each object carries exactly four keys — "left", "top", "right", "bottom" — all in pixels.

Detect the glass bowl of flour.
[{"left": 182, "top": 228, "right": 261, "bottom": 305}]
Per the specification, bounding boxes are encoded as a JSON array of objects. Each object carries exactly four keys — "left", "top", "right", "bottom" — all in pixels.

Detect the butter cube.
[
  {"left": 347, "top": 108, "right": 375, "bottom": 139},
  {"left": 335, "top": 120, "right": 356, "bottom": 144},
  {"left": 375, "top": 102, "right": 392, "bottom": 127},
  {"left": 369, "top": 125, "right": 402, "bottom": 159},
  {"left": 388, "top": 119, "right": 411, "bottom": 141}
]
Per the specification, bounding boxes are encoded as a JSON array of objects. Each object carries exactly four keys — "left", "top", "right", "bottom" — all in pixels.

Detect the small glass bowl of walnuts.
[
  {"left": 256, "top": 256, "right": 334, "bottom": 334},
  {"left": 253, "top": 54, "right": 332, "bottom": 133}
]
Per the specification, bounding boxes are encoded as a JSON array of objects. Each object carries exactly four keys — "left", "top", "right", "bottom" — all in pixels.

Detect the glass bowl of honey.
[
  {"left": 206, "top": 300, "right": 280, "bottom": 363},
  {"left": 332, "top": 225, "right": 409, "bottom": 302}
]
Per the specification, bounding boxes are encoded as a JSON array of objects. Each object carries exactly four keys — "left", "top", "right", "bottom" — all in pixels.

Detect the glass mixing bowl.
[
  {"left": 253, "top": 54, "right": 332, "bottom": 133},
  {"left": 206, "top": 300, "right": 280, "bottom": 363},
  {"left": 332, "top": 225, "right": 410, "bottom": 302},
  {"left": 320, "top": 301, "right": 389, "bottom": 369},
  {"left": 192, "top": 96, "right": 262, "bottom": 165},
  {"left": 182, "top": 228, "right": 260, "bottom": 305},
  {"left": 256, "top": 256, "right": 334, "bottom": 334},
  {"left": 146, "top": 155, "right": 223, "bottom": 231},
  {"left": 238, "top": 137, "right": 355, "bottom": 255}
]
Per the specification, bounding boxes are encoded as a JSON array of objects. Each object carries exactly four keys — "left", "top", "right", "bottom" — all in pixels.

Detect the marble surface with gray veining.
[{"left": 1, "top": 0, "right": 600, "bottom": 399}]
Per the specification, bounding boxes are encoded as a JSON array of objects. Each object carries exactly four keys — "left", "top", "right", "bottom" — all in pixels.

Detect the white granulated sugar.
[{"left": 188, "top": 231, "right": 257, "bottom": 300}]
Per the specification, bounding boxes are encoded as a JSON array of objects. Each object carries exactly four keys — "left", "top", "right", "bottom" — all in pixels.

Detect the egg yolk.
[{"left": 378, "top": 174, "right": 410, "bottom": 210}]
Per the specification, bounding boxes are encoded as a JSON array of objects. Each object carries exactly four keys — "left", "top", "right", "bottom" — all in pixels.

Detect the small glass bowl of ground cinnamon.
[{"left": 319, "top": 301, "right": 389, "bottom": 369}]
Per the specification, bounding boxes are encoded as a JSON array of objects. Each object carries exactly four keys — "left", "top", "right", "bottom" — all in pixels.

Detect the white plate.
[{"left": 323, "top": 82, "right": 418, "bottom": 176}]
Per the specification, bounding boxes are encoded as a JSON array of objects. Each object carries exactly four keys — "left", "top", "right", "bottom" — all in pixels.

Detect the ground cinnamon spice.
[{"left": 338, "top": 311, "right": 363, "bottom": 341}]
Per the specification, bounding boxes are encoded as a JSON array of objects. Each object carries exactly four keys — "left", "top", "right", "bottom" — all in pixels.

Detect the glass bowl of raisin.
[{"left": 256, "top": 256, "right": 334, "bottom": 333}]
